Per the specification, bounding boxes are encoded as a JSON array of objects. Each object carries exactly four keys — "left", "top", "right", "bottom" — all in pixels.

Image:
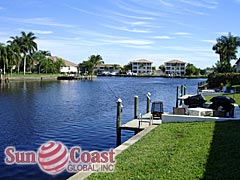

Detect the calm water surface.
[{"left": 0, "top": 77, "right": 205, "bottom": 180}]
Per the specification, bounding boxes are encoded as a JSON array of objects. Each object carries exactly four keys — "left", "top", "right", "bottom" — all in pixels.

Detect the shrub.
[{"left": 207, "top": 73, "right": 240, "bottom": 88}]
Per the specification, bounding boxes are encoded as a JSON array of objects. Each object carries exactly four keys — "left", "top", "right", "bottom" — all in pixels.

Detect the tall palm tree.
[
  {"left": 6, "top": 46, "right": 16, "bottom": 76},
  {"left": 0, "top": 43, "right": 8, "bottom": 75},
  {"left": 7, "top": 37, "right": 22, "bottom": 74},
  {"left": 213, "top": 32, "right": 240, "bottom": 65},
  {"left": 12, "top": 32, "right": 37, "bottom": 75},
  {"left": 21, "top": 32, "right": 38, "bottom": 75}
]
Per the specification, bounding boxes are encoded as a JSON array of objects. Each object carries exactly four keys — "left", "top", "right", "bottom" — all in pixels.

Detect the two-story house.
[
  {"left": 131, "top": 59, "right": 153, "bottom": 75},
  {"left": 164, "top": 60, "right": 186, "bottom": 76}
]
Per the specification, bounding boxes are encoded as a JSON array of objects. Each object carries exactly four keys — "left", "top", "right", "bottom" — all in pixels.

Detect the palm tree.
[
  {"left": 7, "top": 37, "right": 22, "bottom": 74},
  {"left": 54, "top": 58, "right": 65, "bottom": 73},
  {"left": 32, "top": 50, "right": 51, "bottom": 74},
  {"left": 41, "top": 58, "right": 55, "bottom": 74},
  {"left": 159, "top": 65, "right": 165, "bottom": 73},
  {"left": 17, "top": 32, "right": 38, "bottom": 75},
  {"left": 6, "top": 46, "right": 16, "bottom": 76},
  {"left": 0, "top": 43, "right": 8, "bottom": 75},
  {"left": 8, "top": 32, "right": 37, "bottom": 75},
  {"left": 88, "top": 55, "right": 104, "bottom": 75},
  {"left": 213, "top": 32, "right": 240, "bottom": 65}
]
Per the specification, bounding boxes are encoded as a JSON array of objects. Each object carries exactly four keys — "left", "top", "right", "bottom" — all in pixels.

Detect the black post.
[
  {"left": 146, "top": 92, "right": 151, "bottom": 113},
  {"left": 176, "top": 86, "right": 179, "bottom": 108},
  {"left": 0, "top": 69, "right": 2, "bottom": 84},
  {"left": 116, "top": 98, "right": 122, "bottom": 146},
  {"left": 134, "top": 96, "right": 138, "bottom": 119}
]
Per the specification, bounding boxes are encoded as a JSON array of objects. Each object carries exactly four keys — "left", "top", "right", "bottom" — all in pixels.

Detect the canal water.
[{"left": 0, "top": 77, "right": 205, "bottom": 179}]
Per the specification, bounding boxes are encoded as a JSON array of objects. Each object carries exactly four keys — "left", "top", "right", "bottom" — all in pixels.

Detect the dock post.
[
  {"left": 134, "top": 96, "right": 138, "bottom": 119},
  {"left": 184, "top": 84, "right": 186, "bottom": 95},
  {"left": 180, "top": 85, "right": 183, "bottom": 105},
  {"left": 176, "top": 86, "right": 179, "bottom": 108},
  {"left": 116, "top": 98, "right": 122, "bottom": 146},
  {"left": 146, "top": 92, "right": 151, "bottom": 113},
  {"left": 0, "top": 70, "right": 1, "bottom": 84}
]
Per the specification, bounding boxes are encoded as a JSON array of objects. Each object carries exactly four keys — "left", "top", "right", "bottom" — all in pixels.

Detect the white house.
[
  {"left": 164, "top": 60, "right": 186, "bottom": 76},
  {"left": 235, "top": 59, "right": 240, "bottom": 72},
  {"left": 50, "top": 56, "right": 78, "bottom": 73},
  {"left": 130, "top": 59, "right": 153, "bottom": 75}
]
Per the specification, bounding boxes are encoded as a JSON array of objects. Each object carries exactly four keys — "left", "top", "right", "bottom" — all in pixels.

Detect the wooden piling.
[
  {"left": 176, "top": 86, "right": 179, "bottom": 108},
  {"left": 146, "top": 92, "right": 151, "bottom": 113},
  {"left": 134, "top": 96, "right": 138, "bottom": 119},
  {"left": 180, "top": 85, "right": 183, "bottom": 105},
  {"left": 116, "top": 98, "right": 122, "bottom": 146},
  {"left": 184, "top": 84, "right": 186, "bottom": 95}
]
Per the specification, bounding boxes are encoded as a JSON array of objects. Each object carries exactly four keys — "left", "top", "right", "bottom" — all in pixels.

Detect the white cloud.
[
  {"left": 101, "top": 38, "right": 154, "bottom": 45},
  {"left": 113, "top": 0, "right": 161, "bottom": 16},
  {"left": 173, "top": 32, "right": 192, "bottom": 35},
  {"left": 17, "top": 29, "right": 53, "bottom": 35},
  {"left": 101, "top": 23, "right": 152, "bottom": 33},
  {"left": 113, "top": 12, "right": 155, "bottom": 20},
  {"left": 157, "top": 0, "right": 175, "bottom": 7},
  {"left": 202, "top": 39, "right": 216, "bottom": 43},
  {"left": 184, "top": 8, "right": 207, "bottom": 15},
  {"left": 179, "top": 0, "right": 218, "bottom": 9},
  {"left": 163, "top": 45, "right": 211, "bottom": 52},
  {"left": 216, "top": 32, "right": 229, "bottom": 36},
  {"left": 152, "top": 36, "right": 174, "bottom": 39},
  {"left": 132, "top": 21, "right": 148, "bottom": 26},
  {"left": 0, "top": 17, "right": 74, "bottom": 28}
]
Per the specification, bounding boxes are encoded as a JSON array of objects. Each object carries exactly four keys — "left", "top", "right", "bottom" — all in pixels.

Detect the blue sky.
[{"left": 0, "top": 0, "right": 240, "bottom": 68}]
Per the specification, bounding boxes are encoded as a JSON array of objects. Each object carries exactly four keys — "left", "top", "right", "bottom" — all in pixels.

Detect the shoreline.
[
  {"left": 98, "top": 74, "right": 208, "bottom": 79},
  {"left": 0, "top": 76, "right": 58, "bottom": 83},
  {"left": 0, "top": 74, "right": 207, "bottom": 83}
]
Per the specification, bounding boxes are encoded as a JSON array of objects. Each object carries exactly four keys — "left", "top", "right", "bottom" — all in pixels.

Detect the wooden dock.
[
  {"left": 57, "top": 75, "right": 96, "bottom": 80},
  {"left": 116, "top": 95, "right": 162, "bottom": 146},
  {"left": 120, "top": 113, "right": 161, "bottom": 131}
]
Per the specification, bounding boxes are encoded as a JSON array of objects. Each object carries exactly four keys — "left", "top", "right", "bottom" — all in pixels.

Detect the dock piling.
[
  {"left": 184, "top": 84, "right": 186, "bottom": 95},
  {"left": 176, "top": 86, "right": 179, "bottom": 108},
  {"left": 134, "top": 96, "right": 138, "bottom": 119},
  {"left": 146, "top": 92, "right": 151, "bottom": 113},
  {"left": 116, "top": 98, "right": 122, "bottom": 146},
  {"left": 180, "top": 85, "right": 183, "bottom": 105}
]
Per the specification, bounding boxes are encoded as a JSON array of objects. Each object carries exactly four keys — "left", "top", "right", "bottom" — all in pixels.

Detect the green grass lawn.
[
  {"left": 7, "top": 73, "right": 62, "bottom": 77},
  {"left": 87, "top": 121, "right": 240, "bottom": 180}
]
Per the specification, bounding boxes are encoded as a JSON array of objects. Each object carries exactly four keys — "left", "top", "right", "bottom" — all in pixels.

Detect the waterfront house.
[
  {"left": 94, "top": 64, "right": 121, "bottom": 75},
  {"left": 130, "top": 59, "right": 153, "bottom": 75},
  {"left": 235, "top": 58, "right": 240, "bottom": 72},
  {"left": 164, "top": 60, "right": 186, "bottom": 76},
  {"left": 50, "top": 56, "right": 78, "bottom": 73}
]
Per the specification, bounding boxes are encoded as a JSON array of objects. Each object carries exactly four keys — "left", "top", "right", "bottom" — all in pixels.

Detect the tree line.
[
  {"left": 1, "top": 31, "right": 239, "bottom": 76},
  {"left": 0, "top": 31, "right": 65, "bottom": 75}
]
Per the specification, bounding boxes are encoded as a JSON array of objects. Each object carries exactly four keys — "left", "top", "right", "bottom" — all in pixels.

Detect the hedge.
[{"left": 207, "top": 73, "right": 240, "bottom": 88}]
